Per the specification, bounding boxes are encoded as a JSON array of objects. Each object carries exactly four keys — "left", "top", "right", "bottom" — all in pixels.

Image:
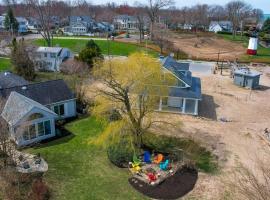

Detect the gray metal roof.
[
  {"left": 169, "top": 77, "right": 202, "bottom": 99},
  {"left": 1, "top": 92, "right": 57, "bottom": 126},
  {"left": 0, "top": 72, "right": 29, "bottom": 89},
  {"left": 234, "top": 68, "right": 262, "bottom": 77},
  {"left": 36, "top": 47, "right": 63, "bottom": 54},
  {"left": 0, "top": 79, "right": 75, "bottom": 108}
]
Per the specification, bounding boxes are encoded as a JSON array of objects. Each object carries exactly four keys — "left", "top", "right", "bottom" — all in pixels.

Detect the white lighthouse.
[{"left": 247, "top": 37, "right": 258, "bottom": 55}]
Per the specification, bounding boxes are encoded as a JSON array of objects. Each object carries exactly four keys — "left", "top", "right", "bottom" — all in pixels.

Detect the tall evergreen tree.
[{"left": 4, "top": 7, "right": 19, "bottom": 33}]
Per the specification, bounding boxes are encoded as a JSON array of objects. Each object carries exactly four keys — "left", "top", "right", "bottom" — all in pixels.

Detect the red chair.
[{"left": 147, "top": 173, "right": 157, "bottom": 182}]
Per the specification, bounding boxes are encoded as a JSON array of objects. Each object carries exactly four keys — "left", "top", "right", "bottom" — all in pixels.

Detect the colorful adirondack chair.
[
  {"left": 133, "top": 154, "right": 141, "bottom": 166},
  {"left": 160, "top": 159, "right": 169, "bottom": 170},
  {"left": 147, "top": 173, "right": 157, "bottom": 182},
  {"left": 143, "top": 151, "right": 151, "bottom": 163},
  {"left": 154, "top": 154, "right": 164, "bottom": 164}
]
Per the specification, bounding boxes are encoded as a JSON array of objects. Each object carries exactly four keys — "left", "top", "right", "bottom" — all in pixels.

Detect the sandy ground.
[
  {"left": 166, "top": 32, "right": 246, "bottom": 61},
  {"left": 151, "top": 66, "right": 270, "bottom": 199}
]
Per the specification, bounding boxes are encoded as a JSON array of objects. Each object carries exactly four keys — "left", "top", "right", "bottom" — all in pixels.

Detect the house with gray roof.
[
  {"left": 34, "top": 47, "right": 72, "bottom": 71},
  {"left": 0, "top": 73, "right": 76, "bottom": 146},
  {"left": 157, "top": 56, "right": 202, "bottom": 115},
  {"left": 209, "top": 21, "right": 232, "bottom": 33},
  {"left": 0, "top": 71, "right": 29, "bottom": 89},
  {"left": 113, "top": 15, "right": 138, "bottom": 31},
  {"left": 233, "top": 68, "right": 261, "bottom": 89}
]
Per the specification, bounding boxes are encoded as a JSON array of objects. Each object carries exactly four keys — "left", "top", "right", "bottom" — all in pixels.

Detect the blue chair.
[
  {"left": 143, "top": 151, "right": 151, "bottom": 163},
  {"left": 160, "top": 160, "right": 169, "bottom": 170}
]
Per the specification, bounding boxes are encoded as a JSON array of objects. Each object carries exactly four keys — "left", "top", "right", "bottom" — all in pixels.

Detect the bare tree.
[
  {"left": 226, "top": 160, "right": 270, "bottom": 200},
  {"left": 25, "top": 0, "right": 54, "bottom": 47},
  {"left": 226, "top": 1, "right": 251, "bottom": 38},
  {"left": 146, "top": 0, "right": 174, "bottom": 40},
  {"left": 133, "top": 5, "right": 148, "bottom": 43}
]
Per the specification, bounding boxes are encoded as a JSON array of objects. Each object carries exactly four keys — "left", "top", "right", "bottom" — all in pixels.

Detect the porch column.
[
  {"left": 194, "top": 100, "right": 198, "bottom": 115},
  {"left": 159, "top": 97, "right": 162, "bottom": 111},
  {"left": 182, "top": 98, "right": 186, "bottom": 113}
]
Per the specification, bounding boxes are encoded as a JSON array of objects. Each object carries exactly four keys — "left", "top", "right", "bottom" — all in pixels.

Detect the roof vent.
[
  {"left": 4, "top": 71, "right": 10, "bottom": 76},
  {"left": 22, "top": 86, "right": 27, "bottom": 90}
]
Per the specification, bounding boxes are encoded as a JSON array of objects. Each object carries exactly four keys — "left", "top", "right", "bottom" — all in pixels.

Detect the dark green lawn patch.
[
  {"left": 0, "top": 58, "right": 12, "bottom": 72},
  {"left": 34, "top": 38, "right": 158, "bottom": 57},
  {"left": 142, "top": 132, "right": 218, "bottom": 173}
]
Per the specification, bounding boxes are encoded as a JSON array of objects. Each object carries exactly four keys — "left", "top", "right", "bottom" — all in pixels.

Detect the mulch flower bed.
[{"left": 129, "top": 166, "right": 198, "bottom": 200}]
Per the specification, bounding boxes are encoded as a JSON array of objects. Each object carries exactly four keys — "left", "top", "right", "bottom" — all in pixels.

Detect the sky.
[{"left": 91, "top": 0, "right": 270, "bottom": 13}]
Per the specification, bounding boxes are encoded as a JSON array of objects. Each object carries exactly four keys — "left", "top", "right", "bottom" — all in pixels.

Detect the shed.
[{"left": 233, "top": 68, "right": 261, "bottom": 89}]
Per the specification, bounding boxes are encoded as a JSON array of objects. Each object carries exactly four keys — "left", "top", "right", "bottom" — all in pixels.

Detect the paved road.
[{"left": 17, "top": 34, "right": 108, "bottom": 41}]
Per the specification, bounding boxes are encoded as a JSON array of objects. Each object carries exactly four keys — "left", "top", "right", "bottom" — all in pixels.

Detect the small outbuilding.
[{"left": 233, "top": 68, "right": 261, "bottom": 89}]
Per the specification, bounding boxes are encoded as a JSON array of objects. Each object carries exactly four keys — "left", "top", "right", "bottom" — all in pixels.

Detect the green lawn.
[
  {"left": 218, "top": 33, "right": 270, "bottom": 63},
  {"left": 0, "top": 58, "right": 11, "bottom": 72},
  {"left": 28, "top": 117, "right": 147, "bottom": 200},
  {"left": 26, "top": 116, "right": 217, "bottom": 199},
  {"left": 34, "top": 39, "right": 158, "bottom": 57}
]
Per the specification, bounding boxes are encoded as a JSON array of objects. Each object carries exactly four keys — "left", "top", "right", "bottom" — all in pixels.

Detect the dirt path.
[{"left": 168, "top": 32, "right": 246, "bottom": 61}]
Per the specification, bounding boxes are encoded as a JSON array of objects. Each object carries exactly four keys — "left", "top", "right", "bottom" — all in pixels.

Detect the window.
[
  {"left": 53, "top": 104, "right": 65, "bottom": 116},
  {"left": 50, "top": 53, "right": 56, "bottom": 58},
  {"left": 23, "top": 129, "right": 29, "bottom": 140},
  {"left": 28, "top": 113, "right": 44, "bottom": 121},
  {"left": 29, "top": 124, "right": 36, "bottom": 139},
  {"left": 44, "top": 121, "right": 51, "bottom": 135},
  {"left": 44, "top": 53, "right": 47, "bottom": 57},
  {"left": 38, "top": 122, "right": 45, "bottom": 136}
]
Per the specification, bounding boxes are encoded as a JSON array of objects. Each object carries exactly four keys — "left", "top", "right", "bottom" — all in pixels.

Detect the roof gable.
[
  {"left": 162, "top": 56, "right": 192, "bottom": 87},
  {"left": 1, "top": 92, "right": 56, "bottom": 126}
]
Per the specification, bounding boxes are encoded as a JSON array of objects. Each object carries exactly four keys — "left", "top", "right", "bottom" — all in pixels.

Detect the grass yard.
[
  {"left": 218, "top": 33, "right": 270, "bottom": 63},
  {"left": 0, "top": 57, "right": 11, "bottom": 72},
  {"left": 34, "top": 38, "right": 158, "bottom": 57},
  {"left": 28, "top": 117, "right": 147, "bottom": 200}
]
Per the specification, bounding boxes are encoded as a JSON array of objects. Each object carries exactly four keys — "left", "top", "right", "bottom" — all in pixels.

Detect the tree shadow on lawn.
[
  {"left": 129, "top": 166, "right": 198, "bottom": 200},
  {"left": 198, "top": 94, "right": 219, "bottom": 121}
]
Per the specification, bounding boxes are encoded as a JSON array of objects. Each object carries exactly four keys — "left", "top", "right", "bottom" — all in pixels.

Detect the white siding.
[
  {"left": 11, "top": 107, "right": 56, "bottom": 146},
  {"left": 49, "top": 99, "right": 76, "bottom": 119}
]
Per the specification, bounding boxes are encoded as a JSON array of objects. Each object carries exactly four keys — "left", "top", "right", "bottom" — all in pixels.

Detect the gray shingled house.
[
  {"left": 0, "top": 72, "right": 76, "bottom": 146},
  {"left": 233, "top": 68, "right": 261, "bottom": 89},
  {"left": 157, "top": 56, "right": 202, "bottom": 115}
]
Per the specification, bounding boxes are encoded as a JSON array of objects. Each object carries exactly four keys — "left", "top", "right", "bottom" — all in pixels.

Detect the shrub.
[
  {"left": 142, "top": 132, "right": 218, "bottom": 173},
  {"left": 107, "top": 136, "right": 137, "bottom": 168},
  {"left": 28, "top": 178, "right": 50, "bottom": 200},
  {"left": 217, "top": 31, "right": 233, "bottom": 35}
]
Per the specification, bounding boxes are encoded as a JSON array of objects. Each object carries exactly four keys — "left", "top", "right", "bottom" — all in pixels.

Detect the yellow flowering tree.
[{"left": 93, "top": 53, "right": 171, "bottom": 148}]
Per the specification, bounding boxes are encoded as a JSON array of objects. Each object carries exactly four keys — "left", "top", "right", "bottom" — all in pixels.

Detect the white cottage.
[
  {"left": 0, "top": 72, "right": 77, "bottom": 146},
  {"left": 34, "top": 47, "right": 72, "bottom": 72}
]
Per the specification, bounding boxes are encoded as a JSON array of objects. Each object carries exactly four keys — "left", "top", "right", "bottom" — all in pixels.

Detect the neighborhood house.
[
  {"left": 34, "top": 47, "right": 72, "bottom": 71},
  {"left": 114, "top": 15, "right": 138, "bottom": 31},
  {"left": 157, "top": 56, "right": 202, "bottom": 115},
  {"left": 209, "top": 21, "right": 232, "bottom": 33},
  {"left": 0, "top": 72, "right": 76, "bottom": 146}
]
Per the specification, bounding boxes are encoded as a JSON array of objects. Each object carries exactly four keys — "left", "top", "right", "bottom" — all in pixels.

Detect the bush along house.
[
  {"left": 0, "top": 72, "right": 76, "bottom": 146},
  {"left": 158, "top": 56, "right": 202, "bottom": 115}
]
